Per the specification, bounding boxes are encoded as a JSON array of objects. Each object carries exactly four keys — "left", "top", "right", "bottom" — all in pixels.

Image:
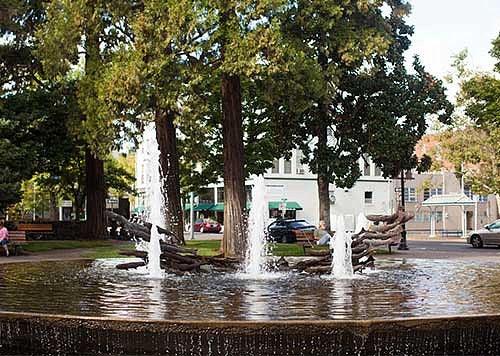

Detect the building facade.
[{"left": 396, "top": 170, "right": 498, "bottom": 236}]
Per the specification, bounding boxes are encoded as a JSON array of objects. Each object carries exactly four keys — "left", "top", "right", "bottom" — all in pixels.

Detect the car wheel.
[
  {"left": 200, "top": 227, "right": 204, "bottom": 233},
  {"left": 471, "top": 235, "right": 483, "bottom": 248}
]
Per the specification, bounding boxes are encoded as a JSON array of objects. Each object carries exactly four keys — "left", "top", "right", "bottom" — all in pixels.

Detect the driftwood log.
[
  {"left": 113, "top": 208, "right": 414, "bottom": 276},
  {"left": 292, "top": 207, "right": 416, "bottom": 275},
  {"left": 105, "top": 210, "right": 180, "bottom": 243}
]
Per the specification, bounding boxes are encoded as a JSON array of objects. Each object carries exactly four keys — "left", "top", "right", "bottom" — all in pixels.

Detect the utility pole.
[{"left": 189, "top": 192, "right": 195, "bottom": 240}]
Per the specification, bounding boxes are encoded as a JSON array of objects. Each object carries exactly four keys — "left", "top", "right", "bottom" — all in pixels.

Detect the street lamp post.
[
  {"left": 189, "top": 192, "right": 195, "bottom": 240},
  {"left": 398, "top": 169, "right": 409, "bottom": 250}
]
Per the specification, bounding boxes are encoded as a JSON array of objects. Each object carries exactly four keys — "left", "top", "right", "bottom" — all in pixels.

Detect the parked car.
[
  {"left": 467, "top": 219, "right": 500, "bottom": 248},
  {"left": 193, "top": 219, "right": 222, "bottom": 233},
  {"left": 267, "top": 219, "right": 316, "bottom": 243}
]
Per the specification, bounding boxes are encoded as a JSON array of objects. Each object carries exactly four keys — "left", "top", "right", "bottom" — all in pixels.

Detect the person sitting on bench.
[
  {"left": 0, "top": 220, "right": 9, "bottom": 257},
  {"left": 315, "top": 220, "right": 334, "bottom": 245}
]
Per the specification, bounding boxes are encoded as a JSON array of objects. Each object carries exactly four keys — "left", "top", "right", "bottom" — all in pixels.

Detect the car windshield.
[
  {"left": 289, "top": 221, "right": 312, "bottom": 229},
  {"left": 489, "top": 221, "right": 500, "bottom": 229}
]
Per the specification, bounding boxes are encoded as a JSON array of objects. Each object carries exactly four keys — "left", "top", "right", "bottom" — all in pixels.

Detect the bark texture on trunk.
[
  {"left": 85, "top": 148, "right": 106, "bottom": 239},
  {"left": 155, "top": 109, "right": 185, "bottom": 244},
  {"left": 316, "top": 118, "right": 331, "bottom": 230},
  {"left": 221, "top": 73, "right": 246, "bottom": 258}
]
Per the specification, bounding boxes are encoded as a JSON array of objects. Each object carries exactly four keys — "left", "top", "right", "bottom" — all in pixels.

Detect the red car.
[{"left": 194, "top": 219, "right": 222, "bottom": 233}]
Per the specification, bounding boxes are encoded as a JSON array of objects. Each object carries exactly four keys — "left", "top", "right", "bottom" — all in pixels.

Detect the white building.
[{"left": 135, "top": 133, "right": 392, "bottom": 229}]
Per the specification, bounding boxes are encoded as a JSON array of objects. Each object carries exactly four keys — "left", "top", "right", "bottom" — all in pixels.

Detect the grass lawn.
[
  {"left": 22, "top": 239, "right": 332, "bottom": 259},
  {"left": 24, "top": 240, "right": 114, "bottom": 253}
]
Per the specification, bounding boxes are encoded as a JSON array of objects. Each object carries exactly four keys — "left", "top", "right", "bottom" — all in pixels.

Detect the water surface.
[{"left": 0, "top": 258, "right": 498, "bottom": 321}]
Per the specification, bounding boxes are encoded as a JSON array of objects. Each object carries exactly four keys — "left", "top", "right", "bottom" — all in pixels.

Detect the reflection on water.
[{"left": 1, "top": 258, "right": 500, "bottom": 321}]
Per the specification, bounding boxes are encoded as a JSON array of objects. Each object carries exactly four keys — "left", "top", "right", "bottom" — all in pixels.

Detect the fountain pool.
[{"left": 2, "top": 258, "right": 500, "bottom": 354}]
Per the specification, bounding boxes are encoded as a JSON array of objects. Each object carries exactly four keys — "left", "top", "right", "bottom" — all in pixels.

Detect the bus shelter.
[{"left": 421, "top": 193, "right": 478, "bottom": 238}]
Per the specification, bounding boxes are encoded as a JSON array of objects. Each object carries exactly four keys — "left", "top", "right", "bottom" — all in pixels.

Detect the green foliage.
[{"left": 438, "top": 38, "right": 500, "bottom": 200}]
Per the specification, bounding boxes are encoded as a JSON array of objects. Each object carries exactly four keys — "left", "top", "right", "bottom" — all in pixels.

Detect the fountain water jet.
[
  {"left": 331, "top": 215, "right": 353, "bottom": 279},
  {"left": 137, "top": 123, "right": 164, "bottom": 279},
  {"left": 243, "top": 175, "right": 270, "bottom": 277},
  {"left": 355, "top": 212, "right": 369, "bottom": 234}
]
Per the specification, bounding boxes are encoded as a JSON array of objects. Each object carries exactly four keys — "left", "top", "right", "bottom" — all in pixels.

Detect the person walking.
[{"left": 0, "top": 220, "right": 9, "bottom": 257}]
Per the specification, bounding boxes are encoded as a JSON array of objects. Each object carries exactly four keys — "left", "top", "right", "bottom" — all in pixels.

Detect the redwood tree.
[{"left": 35, "top": 0, "right": 136, "bottom": 238}]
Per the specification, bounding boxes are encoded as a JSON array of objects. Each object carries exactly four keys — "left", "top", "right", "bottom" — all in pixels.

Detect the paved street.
[
  {"left": 186, "top": 232, "right": 500, "bottom": 260},
  {"left": 381, "top": 237, "right": 500, "bottom": 260}
]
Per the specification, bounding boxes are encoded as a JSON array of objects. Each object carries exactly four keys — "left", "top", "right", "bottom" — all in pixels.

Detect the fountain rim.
[{"left": 1, "top": 310, "right": 500, "bottom": 327}]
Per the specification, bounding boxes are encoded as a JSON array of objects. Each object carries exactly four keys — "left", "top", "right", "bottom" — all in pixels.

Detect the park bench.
[
  {"left": 294, "top": 230, "right": 324, "bottom": 255},
  {"left": 388, "top": 242, "right": 398, "bottom": 253},
  {"left": 4, "top": 231, "right": 27, "bottom": 256},
  {"left": 17, "top": 223, "right": 54, "bottom": 240}
]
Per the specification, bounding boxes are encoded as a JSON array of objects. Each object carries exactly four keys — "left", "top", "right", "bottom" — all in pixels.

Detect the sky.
[{"left": 405, "top": 0, "right": 500, "bottom": 98}]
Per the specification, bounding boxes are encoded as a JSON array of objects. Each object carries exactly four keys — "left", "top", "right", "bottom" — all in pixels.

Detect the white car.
[{"left": 467, "top": 219, "right": 500, "bottom": 248}]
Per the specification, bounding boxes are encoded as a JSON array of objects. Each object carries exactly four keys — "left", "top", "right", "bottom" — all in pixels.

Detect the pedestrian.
[
  {"left": 0, "top": 220, "right": 9, "bottom": 257},
  {"left": 315, "top": 220, "right": 334, "bottom": 245}
]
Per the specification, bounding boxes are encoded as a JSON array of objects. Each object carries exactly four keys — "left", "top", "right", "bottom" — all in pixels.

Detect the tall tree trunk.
[
  {"left": 85, "top": 148, "right": 106, "bottom": 239},
  {"left": 316, "top": 118, "right": 331, "bottom": 230},
  {"left": 316, "top": 50, "right": 331, "bottom": 230},
  {"left": 221, "top": 73, "right": 247, "bottom": 258},
  {"left": 155, "top": 109, "right": 185, "bottom": 244}
]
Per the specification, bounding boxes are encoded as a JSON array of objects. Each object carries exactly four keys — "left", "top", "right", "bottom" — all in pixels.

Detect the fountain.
[
  {"left": 137, "top": 123, "right": 164, "bottom": 278},
  {"left": 2, "top": 134, "right": 500, "bottom": 354},
  {"left": 243, "top": 175, "right": 270, "bottom": 276},
  {"left": 331, "top": 215, "right": 353, "bottom": 279}
]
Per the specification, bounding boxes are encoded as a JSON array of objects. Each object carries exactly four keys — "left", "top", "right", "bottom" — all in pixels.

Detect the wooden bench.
[
  {"left": 17, "top": 223, "right": 54, "bottom": 240},
  {"left": 5, "top": 231, "right": 27, "bottom": 256},
  {"left": 295, "top": 230, "right": 321, "bottom": 254},
  {"left": 388, "top": 242, "right": 398, "bottom": 253}
]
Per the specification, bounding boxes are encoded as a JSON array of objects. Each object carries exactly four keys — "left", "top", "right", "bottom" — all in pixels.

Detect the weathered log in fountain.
[
  {"left": 106, "top": 210, "right": 240, "bottom": 273},
  {"left": 107, "top": 208, "right": 415, "bottom": 275},
  {"left": 293, "top": 208, "right": 416, "bottom": 275}
]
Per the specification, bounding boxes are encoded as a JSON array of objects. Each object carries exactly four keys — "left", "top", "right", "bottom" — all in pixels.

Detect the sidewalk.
[{"left": 407, "top": 235, "right": 466, "bottom": 243}]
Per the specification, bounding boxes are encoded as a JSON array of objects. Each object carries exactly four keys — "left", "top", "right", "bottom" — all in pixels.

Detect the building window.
[
  {"left": 296, "top": 151, "right": 305, "bottom": 174},
  {"left": 364, "top": 191, "right": 373, "bottom": 204},
  {"left": 477, "top": 195, "right": 488, "bottom": 202},
  {"left": 404, "top": 188, "right": 416, "bottom": 202},
  {"left": 424, "top": 188, "right": 442, "bottom": 200},
  {"left": 272, "top": 159, "right": 279, "bottom": 173},
  {"left": 217, "top": 187, "right": 224, "bottom": 203},
  {"left": 245, "top": 185, "right": 252, "bottom": 203},
  {"left": 415, "top": 211, "right": 443, "bottom": 222},
  {"left": 374, "top": 165, "right": 382, "bottom": 176},
  {"left": 198, "top": 188, "right": 214, "bottom": 204},
  {"left": 284, "top": 159, "right": 292, "bottom": 174},
  {"left": 363, "top": 157, "right": 371, "bottom": 176}
]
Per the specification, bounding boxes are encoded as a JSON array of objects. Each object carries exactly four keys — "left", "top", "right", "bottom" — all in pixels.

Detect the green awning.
[
  {"left": 268, "top": 201, "right": 303, "bottom": 210},
  {"left": 184, "top": 203, "right": 215, "bottom": 211},
  {"left": 212, "top": 203, "right": 224, "bottom": 211}
]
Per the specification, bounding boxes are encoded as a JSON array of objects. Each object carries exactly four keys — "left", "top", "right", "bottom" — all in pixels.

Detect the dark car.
[
  {"left": 267, "top": 219, "right": 316, "bottom": 243},
  {"left": 194, "top": 219, "right": 222, "bottom": 233}
]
